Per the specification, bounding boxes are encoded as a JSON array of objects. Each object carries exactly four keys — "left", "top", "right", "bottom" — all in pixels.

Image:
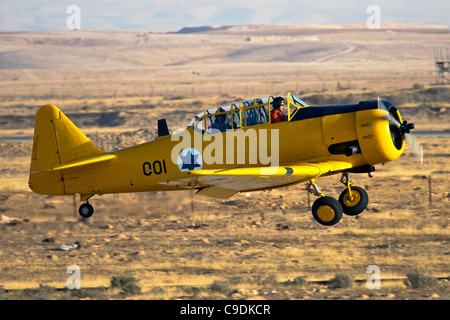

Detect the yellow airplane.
[{"left": 28, "top": 92, "right": 414, "bottom": 226}]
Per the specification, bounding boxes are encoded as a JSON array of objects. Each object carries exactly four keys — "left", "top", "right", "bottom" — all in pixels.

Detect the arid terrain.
[{"left": 0, "top": 24, "right": 449, "bottom": 301}]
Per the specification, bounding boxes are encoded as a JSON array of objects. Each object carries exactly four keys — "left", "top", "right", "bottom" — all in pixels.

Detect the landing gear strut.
[{"left": 79, "top": 201, "right": 94, "bottom": 218}]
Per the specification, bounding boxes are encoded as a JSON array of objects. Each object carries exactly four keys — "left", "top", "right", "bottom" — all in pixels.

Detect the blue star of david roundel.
[{"left": 177, "top": 148, "right": 203, "bottom": 172}]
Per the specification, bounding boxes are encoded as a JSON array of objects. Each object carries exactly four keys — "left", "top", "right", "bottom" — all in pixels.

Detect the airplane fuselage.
[{"left": 62, "top": 100, "right": 403, "bottom": 200}]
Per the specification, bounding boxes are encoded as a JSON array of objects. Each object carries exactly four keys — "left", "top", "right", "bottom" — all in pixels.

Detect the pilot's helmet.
[
  {"left": 216, "top": 108, "right": 227, "bottom": 121},
  {"left": 273, "top": 97, "right": 285, "bottom": 109},
  {"left": 216, "top": 113, "right": 226, "bottom": 122}
]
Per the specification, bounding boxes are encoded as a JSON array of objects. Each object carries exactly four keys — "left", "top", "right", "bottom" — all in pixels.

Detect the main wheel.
[
  {"left": 338, "top": 186, "right": 369, "bottom": 216},
  {"left": 79, "top": 203, "right": 94, "bottom": 218},
  {"left": 312, "top": 196, "right": 343, "bottom": 226}
]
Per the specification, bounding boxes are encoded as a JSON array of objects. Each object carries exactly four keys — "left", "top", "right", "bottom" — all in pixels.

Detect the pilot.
[
  {"left": 271, "top": 97, "right": 287, "bottom": 123},
  {"left": 211, "top": 113, "right": 231, "bottom": 132}
]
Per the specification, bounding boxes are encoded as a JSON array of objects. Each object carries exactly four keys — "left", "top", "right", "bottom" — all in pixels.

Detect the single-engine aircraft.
[{"left": 28, "top": 93, "right": 414, "bottom": 226}]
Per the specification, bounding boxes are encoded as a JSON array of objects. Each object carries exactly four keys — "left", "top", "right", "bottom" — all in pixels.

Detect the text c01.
[{"left": 143, "top": 159, "right": 167, "bottom": 176}]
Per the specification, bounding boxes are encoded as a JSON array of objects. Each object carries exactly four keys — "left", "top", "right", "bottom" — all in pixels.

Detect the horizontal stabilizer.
[{"left": 40, "top": 154, "right": 116, "bottom": 172}]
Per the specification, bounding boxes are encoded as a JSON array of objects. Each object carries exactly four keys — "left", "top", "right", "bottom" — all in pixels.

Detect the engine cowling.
[{"left": 356, "top": 100, "right": 409, "bottom": 165}]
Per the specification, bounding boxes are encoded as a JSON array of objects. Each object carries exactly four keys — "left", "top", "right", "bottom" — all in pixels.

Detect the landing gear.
[
  {"left": 309, "top": 179, "right": 342, "bottom": 226},
  {"left": 338, "top": 173, "right": 369, "bottom": 216},
  {"left": 79, "top": 202, "right": 94, "bottom": 218},
  {"left": 308, "top": 174, "right": 369, "bottom": 226},
  {"left": 339, "top": 186, "right": 369, "bottom": 215},
  {"left": 312, "top": 196, "right": 343, "bottom": 226}
]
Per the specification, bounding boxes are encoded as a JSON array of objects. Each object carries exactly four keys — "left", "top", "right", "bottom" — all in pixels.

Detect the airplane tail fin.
[{"left": 28, "top": 104, "right": 105, "bottom": 195}]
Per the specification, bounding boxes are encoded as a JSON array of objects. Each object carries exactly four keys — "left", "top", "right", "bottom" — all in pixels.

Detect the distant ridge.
[
  {"left": 175, "top": 23, "right": 449, "bottom": 33},
  {"left": 175, "top": 25, "right": 233, "bottom": 34},
  {"left": 170, "top": 23, "right": 449, "bottom": 35}
]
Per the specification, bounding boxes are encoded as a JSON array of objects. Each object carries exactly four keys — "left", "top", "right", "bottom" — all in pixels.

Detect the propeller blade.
[
  {"left": 405, "top": 132, "right": 422, "bottom": 159},
  {"left": 389, "top": 114, "right": 401, "bottom": 128}
]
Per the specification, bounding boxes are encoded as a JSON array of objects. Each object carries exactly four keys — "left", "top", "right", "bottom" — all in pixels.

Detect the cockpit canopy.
[{"left": 187, "top": 92, "right": 309, "bottom": 134}]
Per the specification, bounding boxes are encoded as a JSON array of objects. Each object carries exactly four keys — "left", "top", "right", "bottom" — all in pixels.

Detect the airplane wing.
[{"left": 159, "top": 161, "right": 353, "bottom": 199}]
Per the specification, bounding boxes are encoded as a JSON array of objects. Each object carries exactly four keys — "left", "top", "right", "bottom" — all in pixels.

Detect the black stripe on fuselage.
[{"left": 290, "top": 100, "right": 379, "bottom": 122}]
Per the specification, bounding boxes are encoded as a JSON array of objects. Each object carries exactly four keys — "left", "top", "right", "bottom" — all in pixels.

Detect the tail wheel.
[
  {"left": 338, "top": 186, "right": 369, "bottom": 216},
  {"left": 312, "top": 196, "right": 343, "bottom": 226},
  {"left": 79, "top": 203, "right": 94, "bottom": 218}
]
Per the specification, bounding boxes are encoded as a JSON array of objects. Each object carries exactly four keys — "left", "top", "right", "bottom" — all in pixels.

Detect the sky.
[{"left": 0, "top": 0, "right": 448, "bottom": 31}]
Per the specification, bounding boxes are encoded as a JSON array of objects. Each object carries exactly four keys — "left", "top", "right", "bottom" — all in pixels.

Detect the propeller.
[
  {"left": 389, "top": 113, "right": 422, "bottom": 161},
  {"left": 404, "top": 129, "right": 422, "bottom": 160}
]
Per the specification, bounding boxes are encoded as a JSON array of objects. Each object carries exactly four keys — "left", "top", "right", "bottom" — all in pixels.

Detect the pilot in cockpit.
[
  {"left": 271, "top": 97, "right": 288, "bottom": 123},
  {"left": 211, "top": 112, "right": 232, "bottom": 132}
]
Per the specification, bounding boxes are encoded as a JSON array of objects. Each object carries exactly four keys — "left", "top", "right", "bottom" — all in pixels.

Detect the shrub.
[
  {"left": 23, "top": 284, "right": 56, "bottom": 299},
  {"left": 182, "top": 286, "right": 201, "bottom": 295},
  {"left": 404, "top": 270, "right": 438, "bottom": 289},
  {"left": 148, "top": 286, "right": 166, "bottom": 296},
  {"left": 110, "top": 276, "right": 142, "bottom": 296},
  {"left": 228, "top": 275, "right": 278, "bottom": 287},
  {"left": 209, "top": 280, "right": 232, "bottom": 295},
  {"left": 70, "top": 287, "right": 107, "bottom": 299},
  {"left": 260, "top": 275, "right": 278, "bottom": 286},
  {"left": 282, "top": 276, "right": 308, "bottom": 287},
  {"left": 328, "top": 273, "right": 354, "bottom": 289}
]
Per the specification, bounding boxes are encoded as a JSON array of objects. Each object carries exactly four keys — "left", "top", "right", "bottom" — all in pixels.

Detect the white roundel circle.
[{"left": 177, "top": 148, "right": 203, "bottom": 172}]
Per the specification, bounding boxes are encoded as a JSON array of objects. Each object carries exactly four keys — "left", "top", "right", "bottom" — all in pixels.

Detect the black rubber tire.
[
  {"left": 79, "top": 203, "right": 94, "bottom": 218},
  {"left": 312, "top": 196, "right": 343, "bottom": 226},
  {"left": 338, "top": 186, "right": 369, "bottom": 216}
]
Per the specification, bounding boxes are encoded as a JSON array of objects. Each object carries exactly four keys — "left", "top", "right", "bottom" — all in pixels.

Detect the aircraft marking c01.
[{"left": 28, "top": 92, "right": 414, "bottom": 226}]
